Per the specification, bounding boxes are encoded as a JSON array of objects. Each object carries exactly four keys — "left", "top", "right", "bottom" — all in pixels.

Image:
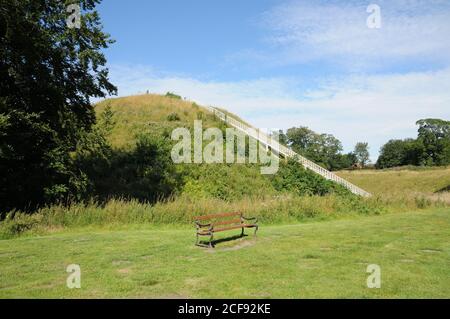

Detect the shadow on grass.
[
  {"left": 435, "top": 185, "right": 450, "bottom": 193},
  {"left": 212, "top": 233, "right": 249, "bottom": 246},
  {"left": 199, "top": 234, "right": 249, "bottom": 247}
]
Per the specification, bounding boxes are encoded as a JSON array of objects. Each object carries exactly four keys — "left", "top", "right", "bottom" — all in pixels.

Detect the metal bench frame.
[{"left": 194, "top": 212, "right": 258, "bottom": 248}]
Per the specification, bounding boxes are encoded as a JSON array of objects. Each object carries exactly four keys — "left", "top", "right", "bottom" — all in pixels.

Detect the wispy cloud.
[{"left": 244, "top": 0, "right": 450, "bottom": 70}]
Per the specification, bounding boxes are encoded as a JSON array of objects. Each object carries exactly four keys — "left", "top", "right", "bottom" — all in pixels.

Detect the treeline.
[
  {"left": 276, "top": 118, "right": 450, "bottom": 172},
  {"left": 276, "top": 127, "right": 369, "bottom": 171},
  {"left": 376, "top": 119, "right": 450, "bottom": 169}
]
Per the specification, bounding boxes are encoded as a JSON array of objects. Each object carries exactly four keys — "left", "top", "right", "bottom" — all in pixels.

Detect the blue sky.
[{"left": 97, "top": 0, "right": 450, "bottom": 161}]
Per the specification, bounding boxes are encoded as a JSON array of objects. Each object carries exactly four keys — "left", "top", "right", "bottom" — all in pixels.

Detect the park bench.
[{"left": 194, "top": 212, "right": 258, "bottom": 248}]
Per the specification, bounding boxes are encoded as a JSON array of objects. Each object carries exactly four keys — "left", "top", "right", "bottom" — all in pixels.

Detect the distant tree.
[
  {"left": 285, "top": 126, "right": 348, "bottom": 170},
  {"left": 0, "top": 0, "right": 116, "bottom": 212},
  {"left": 416, "top": 118, "right": 450, "bottom": 166},
  {"left": 286, "top": 127, "right": 316, "bottom": 151},
  {"left": 376, "top": 138, "right": 424, "bottom": 169},
  {"left": 320, "top": 133, "right": 344, "bottom": 169},
  {"left": 354, "top": 142, "right": 370, "bottom": 167},
  {"left": 334, "top": 152, "right": 357, "bottom": 170}
]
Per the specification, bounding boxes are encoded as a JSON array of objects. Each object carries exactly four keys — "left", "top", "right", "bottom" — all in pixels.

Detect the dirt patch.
[{"left": 117, "top": 268, "right": 132, "bottom": 274}]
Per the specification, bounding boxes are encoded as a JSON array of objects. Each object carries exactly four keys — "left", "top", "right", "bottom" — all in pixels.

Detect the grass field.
[
  {"left": 337, "top": 166, "right": 450, "bottom": 198},
  {"left": 0, "top": 208, "right": 449, "bottom": 298}
]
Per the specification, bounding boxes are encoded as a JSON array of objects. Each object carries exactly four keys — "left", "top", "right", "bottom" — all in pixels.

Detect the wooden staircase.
[{"left": 205, "top": 106, "right": 372, "bottom": 197}]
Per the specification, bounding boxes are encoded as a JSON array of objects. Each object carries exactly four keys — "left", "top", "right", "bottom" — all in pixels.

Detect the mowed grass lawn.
[{"left": 1, "top": 208, "right": 449, "bottom": 298}]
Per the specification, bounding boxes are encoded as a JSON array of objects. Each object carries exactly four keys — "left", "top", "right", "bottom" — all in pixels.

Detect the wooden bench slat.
[
  {"left": 213, "top": 224, "right": 257, "bottom": 233},
  {"left": 212, "top": 218, "right": 242, "bottom": 226},
  {"left": 194, "top": 212, "right": 241, "bottom": 221},
  {"left": 197, "top": 224, "right": 256, "bottom": 235}
]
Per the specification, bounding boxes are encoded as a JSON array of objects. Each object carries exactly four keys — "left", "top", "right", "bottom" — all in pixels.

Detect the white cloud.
[
  {"left": 254, "top": 0, "right": 450, "bottom": 69},
  {"left": 107, "top": 64, "right": 450, "bottom": 161}
]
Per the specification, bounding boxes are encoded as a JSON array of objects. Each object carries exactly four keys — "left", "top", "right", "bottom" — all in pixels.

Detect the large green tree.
[
  {"left": 375, "top": 119, "right": 449, "bottom": 169},
  {"left": 416, "top": 118, "right": 450, "bottom": 166},
  {"left": 376, "top": 138, "right": 424, "bottom": 169},
  {"left": 0, "top": 0, "right": 116, "bottom": 212}
]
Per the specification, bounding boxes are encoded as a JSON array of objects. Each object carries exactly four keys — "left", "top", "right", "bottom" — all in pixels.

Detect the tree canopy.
[
  {"left": 376, "top": 118, "right": 450, "bottom": 169},
  {"left": 0, "top": 0, "right": 116, "bottom": 212},
  {"left": 279, "top": 126, "right": 357, "bottom": 171},
  {"left": 416, "top": 118, "right": 450, "bottom": 166},
  {"left": 354, "top": 142, "right": 370, "bottom": 167}
]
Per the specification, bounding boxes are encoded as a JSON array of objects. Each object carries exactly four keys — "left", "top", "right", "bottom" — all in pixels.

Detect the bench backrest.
[
  {"left": 194, "top": 212, "right": 244, "bottom": 228},
  {"left": 195, "top": 212, "right": 242, "bottom": 221}
]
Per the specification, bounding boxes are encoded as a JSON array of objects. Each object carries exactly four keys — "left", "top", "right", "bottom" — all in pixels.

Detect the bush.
[
  {"left": 181, "top": 163, "right": 277, "bottom": 200},
  {"left": 270, "top": 158, "right": 351, "bottom": 196},
  {"left": 167, "top": 113, "right": 181, "bottom": 121},
  {"left": 165, "top": 92, "right": 182, "bottom": 99}
]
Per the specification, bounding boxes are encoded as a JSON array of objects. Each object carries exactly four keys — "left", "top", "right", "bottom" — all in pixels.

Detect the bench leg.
[
  {"left": 195, "top": 233, "right": 199, "bottom": 246},
  {"left": 241, "top": 227, "right": 245, "bottom": 237},
  {"left": 254, "top": 225, "right": 259, "bottom": 237},
  {"left": 209, "top": 233, "right": 214, "bottom": 248}
]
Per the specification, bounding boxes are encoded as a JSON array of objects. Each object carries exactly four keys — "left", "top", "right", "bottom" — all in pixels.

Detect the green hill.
[
  {"left": 93, "top": 94, "right": 278, "bottom": 200},
  {"left": 92, "top": 94, "right": 344, "bottom": 202},
  {"left": 95, "top": 94, "right": 223, "bottom": 149}
]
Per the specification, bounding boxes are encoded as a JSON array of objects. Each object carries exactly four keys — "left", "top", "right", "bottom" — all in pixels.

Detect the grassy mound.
[{"left": 94, "top": 94, "right": 222, "bottom": 149}]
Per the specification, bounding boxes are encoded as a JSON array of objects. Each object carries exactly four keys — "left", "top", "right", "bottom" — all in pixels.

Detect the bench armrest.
[{"left": 241, "top": 216, "right": 258, "bottom": 223}]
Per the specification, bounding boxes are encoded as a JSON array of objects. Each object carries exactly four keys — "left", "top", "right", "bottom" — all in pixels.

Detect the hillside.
[
  {"left": 94, "top": 94, "right": 450, "bottom": 201},
  {"left": 92, "top": 94, "right": 346, "bottom": 201},
  {"left": 95, "top": 94, "right": 223, "bottom": 149}
]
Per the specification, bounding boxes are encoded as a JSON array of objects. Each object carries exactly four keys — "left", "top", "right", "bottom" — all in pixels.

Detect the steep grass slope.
[{"left": 95, "top": 94, "right": 223, "bottom": 149}]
